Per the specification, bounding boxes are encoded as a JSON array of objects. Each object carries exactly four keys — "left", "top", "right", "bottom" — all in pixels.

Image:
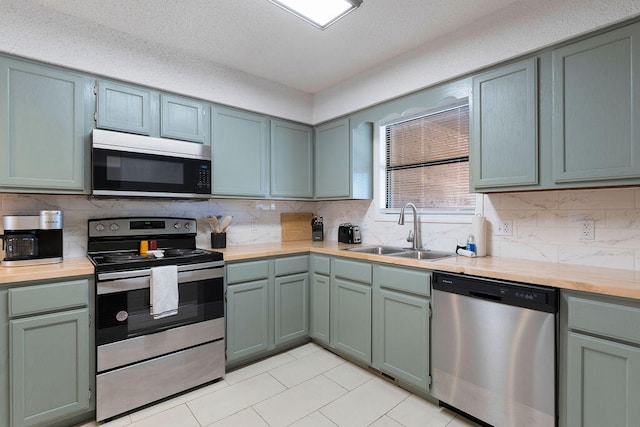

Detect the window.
[{"left": 383, "top": 102, "right": 475, "bottom": 215}]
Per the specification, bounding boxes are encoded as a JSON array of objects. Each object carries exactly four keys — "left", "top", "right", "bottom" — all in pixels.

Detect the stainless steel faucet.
[{"left": 398, "top": 202, "right": 421, "bottom": 250}]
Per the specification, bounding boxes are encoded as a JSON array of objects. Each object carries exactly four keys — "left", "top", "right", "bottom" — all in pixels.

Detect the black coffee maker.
[{"left": 1, "top": 210, "right": 63, "bottom": 266}]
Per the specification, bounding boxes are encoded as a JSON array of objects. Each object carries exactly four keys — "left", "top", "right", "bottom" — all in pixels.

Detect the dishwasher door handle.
[{"left": 468, "top": 290, "right": 502, "bottom": 302}]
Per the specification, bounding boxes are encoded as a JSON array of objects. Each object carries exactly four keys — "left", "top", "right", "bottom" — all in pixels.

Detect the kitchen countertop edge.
[
  {"left": 217, "top": 241, "right": 640, "bottom": 300},
  {"left": 0, "top": 257, "right": 95, "bottom": 285}
]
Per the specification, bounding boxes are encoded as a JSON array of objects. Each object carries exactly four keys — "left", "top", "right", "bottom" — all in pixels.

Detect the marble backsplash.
[{"left": 2, "top": 186, "right": 640, "bottom": 271}]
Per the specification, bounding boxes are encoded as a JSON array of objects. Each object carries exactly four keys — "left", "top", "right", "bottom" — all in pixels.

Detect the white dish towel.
[{"left": 150, "top": 265, "right": 179, "bottom": 319}]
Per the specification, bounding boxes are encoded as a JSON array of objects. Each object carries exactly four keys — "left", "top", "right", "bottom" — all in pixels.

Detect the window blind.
[{"left": 385, "top": 104, "right": 475, "bottom": 211}]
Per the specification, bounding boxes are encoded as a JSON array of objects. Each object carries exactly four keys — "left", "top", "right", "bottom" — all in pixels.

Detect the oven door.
[{"left": 96, "top": 262, "right": 224, "bottom": 346}]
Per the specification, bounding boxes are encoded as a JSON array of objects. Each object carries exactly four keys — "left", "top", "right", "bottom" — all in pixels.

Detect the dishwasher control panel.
[{"left": 433, "top": 272, "right": 558, "bottom": 313}]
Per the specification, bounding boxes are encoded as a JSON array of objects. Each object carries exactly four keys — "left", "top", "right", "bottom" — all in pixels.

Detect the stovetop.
[
  {"left": 87, "top": 217, "right": 223, "bottom": 273},
  {"left": 89, "top": 248, "right": 223, "bottom": 272}
]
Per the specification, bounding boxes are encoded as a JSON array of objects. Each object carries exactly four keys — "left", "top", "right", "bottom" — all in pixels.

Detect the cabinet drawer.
[
  {"left": 227, "top": 260, "right": 270, "bottom": 284},
  {"left": 275, "top": 255, "right": 309, "bottom": 277},
  {"left": 376, "top": 265, "right": 431, "bottom": 297},
  {"left": 8, "top": 279, "right": 89, "bottom": 318},
  {"left": 567, "top": 294, "right": 640, "bottom": 345},
  {"left": 334, "top": 258, "right": 372, "bottom": 284},
  {"left": 311, "top": 255, "right": 330, "bottom": 275}
]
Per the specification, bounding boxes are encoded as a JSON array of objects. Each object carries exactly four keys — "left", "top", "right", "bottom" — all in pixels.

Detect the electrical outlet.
[
  {"left": 581, "top": 220, "right": 595, "bottom": 240},
  {"left": 494, "top": 219, "right": 513, "bottom": 236}
]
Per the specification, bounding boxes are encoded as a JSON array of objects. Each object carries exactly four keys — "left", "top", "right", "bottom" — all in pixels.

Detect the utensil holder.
[{"left": 211, "top": 232, "right": 226, "bottom": 249}]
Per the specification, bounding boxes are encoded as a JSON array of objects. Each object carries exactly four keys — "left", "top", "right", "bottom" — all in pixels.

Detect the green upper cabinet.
[
  {"left": 270, "top": 120, "right": 313, "bottom": 198},
  {"left": 314, "top": 118, "right": 373, "bottom": 199},
  {"left": 315, "top": 118, "right": 350, "bottom": 198},
  {"left": 212, "top": 106, "right": 269, "bottom": 197},
  {"left": 0, "top": 56, "right": 92, "bottom": 193},
  {"left": 96, "top": 80, "right": 158, "bottom": 136},
  {"left": 470, "top": 58, "right": 538, "bottom": 190},
  {"left": 160, "top": 94, "right": 208, "bottom": 144},
  {"left": 552, "top": 22, "right": 640, "bottom": 183}
]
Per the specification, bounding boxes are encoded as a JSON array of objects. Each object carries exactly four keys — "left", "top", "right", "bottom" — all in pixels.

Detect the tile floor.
[{"left": 77, "top": 343, "right": 479, "bottom": 427}]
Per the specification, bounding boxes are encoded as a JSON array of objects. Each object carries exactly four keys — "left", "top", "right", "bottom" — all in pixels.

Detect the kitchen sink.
[
  {"left": 389, "top": 250, "right": 456, "bottom": 260},
  {"left": 344, "top": 246, "right": 456, "bottom": 261},
  {"left": 344, "top": 245, "right": 407, "bottom": 255}
]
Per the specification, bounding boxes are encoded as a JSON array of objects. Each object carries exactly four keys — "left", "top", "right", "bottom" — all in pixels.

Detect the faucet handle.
[{"left": 406, "top": 230, "right": 414, "bottom": 243}]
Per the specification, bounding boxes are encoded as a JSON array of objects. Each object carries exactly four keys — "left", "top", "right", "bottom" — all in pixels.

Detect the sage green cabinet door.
[
  {"left": 96, "top": 80, "right": 157, "bottom": 136},
  {"left": 0, "top": 57, "right": 90, "bottom": 192},
  {"left": 470, "top": 58, "right": 538, "bottom": 190},
  {"left": 565, "top": 332, "right": 640, "bottom": 427},
  {"left": 315, "top": 118, "right": 350, "bottom": 198},
  {"left": 310, "top": 273, "right": 330, "bottom": 345},
  {"left": 332, "top": 277, "right": 372, "bottom": 364},
  {"left": 274, "top": 273, "right": 309, "bottom": 346},
  {"left": 373, "top": 289, "right": 430, "bottom": 391},
  {"left": 226, "top": 279, "right": 270, "bottom": 362},
  {"left": 160, "top": 94, "right": 208, "bottom": 144},
  {"left": 10, "top": 308, "right": 90, "bottom": 427},
  {"left": 552, "top": 22, "right": 640, "bottom": 183},
  {"left": 212, "top": 106, "right": 269, "bottom": 197},
  {"left": 270, "top": 120, "right": 313, "bottom": 198}
]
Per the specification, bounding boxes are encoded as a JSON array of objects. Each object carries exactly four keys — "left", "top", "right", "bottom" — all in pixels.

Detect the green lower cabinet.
[
  {"left": 561, "top": 291, "right": 640, "bottom": 427},
  {"left": 1, "top": 277, "right": 94, "bottom": 427},
  {"left": 10, "top": 309, "right": 90, "bottom": 427},
  {"left": 331, "top": 277, "right": 372, "bottom": 364},
  {"left": 226, "top": 256, "right": 309, "bottom": 366},
  {"left": 373, "top": 289, "right": 430, "bottom": 391},
  {"left": 372, "top": 265, "right": 431, "bottom": 392},
  {"left": 225, "top": 279, "right": 270, "bottom": 363},
  {"left": 310, "top": 272, "right": 331, "bottom": 345},
  {"left": 274, "top": 273, "right": 309, "bottom": 346},
  {"left": 565, "top": 332, "right": 640, "bottom": 427}
]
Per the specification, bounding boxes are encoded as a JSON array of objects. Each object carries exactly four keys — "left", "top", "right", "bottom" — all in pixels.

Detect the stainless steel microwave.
[{"left": 92, "top": 129, "right": 211, "bottom": 199}]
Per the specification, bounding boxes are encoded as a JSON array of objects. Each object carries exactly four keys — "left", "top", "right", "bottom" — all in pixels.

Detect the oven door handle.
[{"left": 97, "top": 265, "right": 223, "bottom": 295}]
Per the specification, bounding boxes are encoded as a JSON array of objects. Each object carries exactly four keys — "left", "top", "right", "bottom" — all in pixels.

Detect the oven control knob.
[
  {"left": 174, "top": 222, "right": 181, "bottom": 229},
  {"left": 184, "top": 222, "right": 192, "bottom": 230},
  {"left": 95, "top": 223, "right": 105, "bottom": 232},
  {"left": 110, "top": 223, "right": 120, "bottom": 232}
]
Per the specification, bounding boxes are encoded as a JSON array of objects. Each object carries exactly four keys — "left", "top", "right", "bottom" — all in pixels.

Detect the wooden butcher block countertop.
[
  {"left": 217, "top": 241, "right": 640, "bottom": 300},
  {"left": 0, "top": 257, "right": 95, "bottom": 285}
]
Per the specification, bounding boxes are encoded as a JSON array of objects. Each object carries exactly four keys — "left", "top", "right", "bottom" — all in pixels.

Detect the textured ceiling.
[{"left": 32, "top": 0, "right": 522, "bottom": 94}]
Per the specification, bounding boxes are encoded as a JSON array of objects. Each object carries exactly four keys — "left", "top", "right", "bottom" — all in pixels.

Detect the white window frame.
[{"left": 372, "top": 99, "right": 483, "bottom": 224}]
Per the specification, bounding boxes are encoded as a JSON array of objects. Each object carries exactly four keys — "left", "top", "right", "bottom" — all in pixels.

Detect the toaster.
[{"left": 338, "top": 223, "right": 361, "bottom": 244}]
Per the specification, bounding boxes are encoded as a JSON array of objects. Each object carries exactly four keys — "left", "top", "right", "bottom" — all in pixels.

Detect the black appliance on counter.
[
  {"left": 1, "top": 210, "right": 63, "bottom": 266},
  {"left": 312, "top": 216, "right": 324, "bottom": 241},
  {"left": 88, "top": 216, "right": 224, "bottom": 422},
  {"left": 338, "top": 223, "right": 361, "bottom": 244}
]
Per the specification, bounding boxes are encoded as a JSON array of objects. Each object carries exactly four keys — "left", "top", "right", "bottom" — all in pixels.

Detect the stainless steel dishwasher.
[{"left": 432, "top": 272, "right": 558, "bottom": 427}]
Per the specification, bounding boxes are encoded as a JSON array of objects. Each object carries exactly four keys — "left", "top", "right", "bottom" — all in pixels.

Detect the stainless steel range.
[{"left": 88, "top": 217, "right": 225, "bottom": 422}]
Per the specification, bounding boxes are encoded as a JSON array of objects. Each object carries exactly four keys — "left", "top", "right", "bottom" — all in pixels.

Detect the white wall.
[
  {"left": 0, "top": 194, "right": 317, "bottom": 257},
  {"left": 3, "top": 188, "right": 640, "bottom": 271},
  {"left": 0, "top": 1, "right": 314, "bottom": 123},
  {"left": 2, "top": 1, "right": 639, "bottom": 125},
  {"left": 313, "top": 0, "right": 640, "bottom": 123}
]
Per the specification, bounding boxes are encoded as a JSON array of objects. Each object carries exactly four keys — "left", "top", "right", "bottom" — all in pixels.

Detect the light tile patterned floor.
[{"left": 77, "top": 343, "right": 479, "bottom": 427}]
